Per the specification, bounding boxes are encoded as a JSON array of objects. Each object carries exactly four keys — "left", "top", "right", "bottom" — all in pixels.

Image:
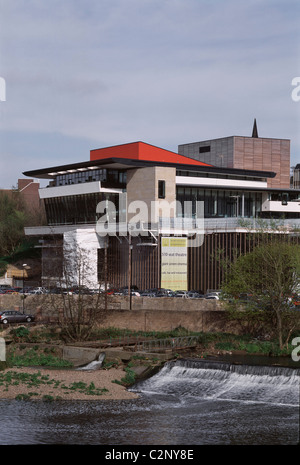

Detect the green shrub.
[
  {"left": 7, "top": 348, "right": 73, "bottom": 368},
  {"left": 10, "top": 326, "right": 30, "bottom": 340}
]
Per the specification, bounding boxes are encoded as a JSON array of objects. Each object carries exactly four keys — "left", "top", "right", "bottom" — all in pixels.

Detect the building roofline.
[
  {"left": 178, "top": 135, "right": 290, "bottom": 147},
  {"left": 90, "top": 140, "right": 212, "bottom": 167},
  {"left": 23, "top": 156, "right": 276, "bottom": 180}
]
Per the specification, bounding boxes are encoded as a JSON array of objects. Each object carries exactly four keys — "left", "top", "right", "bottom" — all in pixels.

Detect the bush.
[
  {"left": 10, "top": 326, "right": 30, "bottom": 341},
  {"left": 7, "top": 348, "right": 73, "bottom": 368}
]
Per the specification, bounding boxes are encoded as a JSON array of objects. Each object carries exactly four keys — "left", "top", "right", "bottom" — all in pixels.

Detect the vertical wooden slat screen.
[{"left": 106, "top": 233, "right": 299, "bottom": 293}]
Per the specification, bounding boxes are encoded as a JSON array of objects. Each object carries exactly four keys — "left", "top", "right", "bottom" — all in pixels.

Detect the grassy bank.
[
  {"left": 1, "top": 324, "right": 297, "bottom": 361},
  {"left": 0, "top": 325, "right": 298, "bottom": 400},
  {"left": 86, "top": 326, "right": 296, "bottom": 358}
]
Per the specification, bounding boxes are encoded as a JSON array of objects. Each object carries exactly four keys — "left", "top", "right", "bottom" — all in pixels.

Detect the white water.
[
  {"left": 131, "top": 359, "right": 300, "bottom": 407},
  {"left": 76, "top": 352, "right": 106, "bottom": 371}
]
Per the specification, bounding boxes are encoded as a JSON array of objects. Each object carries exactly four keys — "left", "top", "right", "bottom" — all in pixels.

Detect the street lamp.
[{"left": 22, "top": 264, "right": 27, "bottom": 314}]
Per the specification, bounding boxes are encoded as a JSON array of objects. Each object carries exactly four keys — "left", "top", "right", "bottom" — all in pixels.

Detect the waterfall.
[
  {"left": 76, "top": 352, "right": 106, "bottom": 371},
  {"left": 131, "top": 359, "right": 300, "bottom": 407}
]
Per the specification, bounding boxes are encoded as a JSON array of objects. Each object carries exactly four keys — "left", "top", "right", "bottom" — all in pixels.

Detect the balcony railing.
[{"left": 25, "top": 217, "right": 300, "bottom": 238}]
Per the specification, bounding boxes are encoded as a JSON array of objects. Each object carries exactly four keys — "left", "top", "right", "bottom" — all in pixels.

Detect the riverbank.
[
  {"left": 1, "top": 324, "right": 298, "bottom": 402},
  {"left": 0, "top": 366, "right": 139, "bottom": 401}
]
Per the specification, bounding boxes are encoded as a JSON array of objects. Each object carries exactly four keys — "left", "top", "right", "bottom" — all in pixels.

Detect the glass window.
[{"left": 158, "top": 180, "right": 165, "bottom": 199}]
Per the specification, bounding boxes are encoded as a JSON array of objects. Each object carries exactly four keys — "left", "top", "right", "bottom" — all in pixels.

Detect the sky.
[{"left": 0, "top": 0, "right": 299, "bottom": 188}]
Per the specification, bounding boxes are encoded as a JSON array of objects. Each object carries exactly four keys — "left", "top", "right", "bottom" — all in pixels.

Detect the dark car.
[
  {"left": 0, "top": 310, "right": 35, "bottom": 324},
  {"left": 0, "top": 287, "right": 20, "bottom": 295}
]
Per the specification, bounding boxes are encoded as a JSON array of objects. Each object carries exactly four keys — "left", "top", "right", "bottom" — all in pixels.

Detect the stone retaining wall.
[
  {"left": 0, "top": 293, "right": 222, "bottom": 313},
  {"left": 0, "top": 294, "right": 236, "bottom": 334}
]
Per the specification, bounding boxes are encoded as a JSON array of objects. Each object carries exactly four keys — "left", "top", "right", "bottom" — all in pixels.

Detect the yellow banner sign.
[{"left": 161, "top": 237, "right": 188, "bottom": 291}]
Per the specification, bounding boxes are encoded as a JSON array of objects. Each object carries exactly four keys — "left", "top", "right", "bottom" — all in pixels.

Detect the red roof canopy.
[{"left": 90, "top": 141, "right": 211, "bottom": 167}]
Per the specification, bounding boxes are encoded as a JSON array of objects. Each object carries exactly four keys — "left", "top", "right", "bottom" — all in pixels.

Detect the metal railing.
[
  {"left": 94, "top": 335, "right": 200, "bottom": 351},
  {"left": 136, "top": 335, "right": 200, "bottom": 352}
]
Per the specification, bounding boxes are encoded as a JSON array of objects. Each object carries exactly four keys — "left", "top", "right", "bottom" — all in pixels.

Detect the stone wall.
[
  {"left": 100, "top": 308, "right": 236, "bottom": 333},
  {"left": 0, "top": 294, "right": 236, "bottom": 334},
  {"left": 0, "top": 293, "right": 221, "bottom": 312}
]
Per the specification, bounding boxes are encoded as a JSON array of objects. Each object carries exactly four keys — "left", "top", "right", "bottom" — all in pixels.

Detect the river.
[{"left": 0, "top": 359, "right": 299, "bottom": 445}]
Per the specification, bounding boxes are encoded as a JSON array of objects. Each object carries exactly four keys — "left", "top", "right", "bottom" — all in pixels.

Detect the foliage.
[
  {"left": 10, "top": 326, "right": 30, "bottom": 341},
  {"left": 113, "top": 366, "right": 137, "bottom": 386},
  {"left": 90, "top": 325, "right": 198, "bottom": 341},
  {"left": 0, "top": 370, "right": 108, "bottom": 400},
  {"left": 67, "top": 381, "right": 108, "bottom": 396},
  {"left": 0, "top": 191, "right": 42, "bottom": 278},
  {"left": 214, "top": 339, "right": 292, "bottom": 356},
  {"left": 221, "top": 231, "right": 300, "bottom": 349},
  {"left": 7, "top": 347, "right": 73, "bottom": 368},
  {"left": 0, "top": 190, "right": 27, "bottom": 257}
]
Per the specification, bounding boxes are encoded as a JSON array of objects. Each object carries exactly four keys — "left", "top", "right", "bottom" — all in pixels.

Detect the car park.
[{"left": 0, "top": 310, "right": 35, "bottom": 324}]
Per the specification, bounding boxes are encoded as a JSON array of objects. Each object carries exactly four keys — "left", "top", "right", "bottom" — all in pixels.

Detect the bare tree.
[{"left": 44, "top": 236, "right": 109, "bottom": 342}]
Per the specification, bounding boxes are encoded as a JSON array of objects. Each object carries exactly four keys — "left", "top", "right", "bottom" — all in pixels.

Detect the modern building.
[
  {"left": 23, "top": 130, "right": 300, "bottom": 293},
  {"left": 293, "top": 164, "right": 300, "bottom": 189},
  {"left": 178, "top": 120, "right": 290, "bottom": 189}
]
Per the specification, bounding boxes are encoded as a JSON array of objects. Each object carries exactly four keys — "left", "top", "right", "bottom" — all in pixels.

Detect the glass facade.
[
  {"left": 177, "top": 169, "right": 267, "bottom": 183},
  {"left": 55, "top": 169, "right": 126, "bottom": 187},
  {"left": 267, "top": 191, "right": 300, "bottom": 202},
  {"left": 44, "top": 192, "right": 120, "bottom": 225},
  {"left": 176, "top": 187, "right": 262, "bottom": 218}
]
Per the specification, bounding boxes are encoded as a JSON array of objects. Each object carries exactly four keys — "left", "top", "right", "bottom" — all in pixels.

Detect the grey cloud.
[{"left": 0, "top": 0, "right": 299, "bottom": 188}]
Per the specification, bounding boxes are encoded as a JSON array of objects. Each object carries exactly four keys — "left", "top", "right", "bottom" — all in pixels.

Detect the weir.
[{"left": 131, "top": 359, "right": 300, "bottom": 407}]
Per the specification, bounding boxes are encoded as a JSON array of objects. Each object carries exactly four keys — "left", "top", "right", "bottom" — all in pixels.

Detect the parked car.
[
  {"left": 174, "top": 291, "right": 190, "bottom": 298},
  {"left": 27, "top": 287, "right": 49, "bottom": 295},
  {"left": 0, "top": 310, "right": 35, "bottom": 324},
  {"left": 205, "top": 292, "right": 220, "bottom": 300},
  {"left": 106, "top": 288, "right": 122, "bottom": 295},
  {"left": 140, "top": 291, "right": 157, "bottom": 297},
  {"left": 187, "top": 291, "right": 203, "bottom": 298},
  {"left": 120, "top": 289, "right": 141, "bottom": 296},
  {"left": 291, "top": 294, "right": 300, "bottom": 306},
  {"left": 0, "top": 287, "right": 21, "bottom": 294},
  {"left": 156, "top": 290, "right": 175, "bottom": 297}
]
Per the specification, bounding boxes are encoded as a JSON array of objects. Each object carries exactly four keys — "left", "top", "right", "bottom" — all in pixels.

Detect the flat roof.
[
  {"left": 23, "top": 156, "right": 276, "bottom": 180},
  {"left": 178, "top": 135, "right": 290, "bottom": 147}
]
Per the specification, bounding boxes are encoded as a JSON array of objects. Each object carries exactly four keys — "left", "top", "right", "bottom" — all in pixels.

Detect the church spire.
[{"left": 252, "top": 118, "right": 258, "bottom": 138}]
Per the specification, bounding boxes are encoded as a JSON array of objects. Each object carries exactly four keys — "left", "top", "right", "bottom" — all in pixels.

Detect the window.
[
  {"left": 176, "top": 187, "right": 262, "bottom": 219},
  {"left": 199, "top": 146, "right": 211, "bottom": 153},
  {"left": 158, "top": 180, "right": 165, "bottom": 199},
  {"left": 281, "top": 193, "right": 288, "bottom": 205},
  {"left": 55, "top": 169, "right": 108, "bottom": 186}
]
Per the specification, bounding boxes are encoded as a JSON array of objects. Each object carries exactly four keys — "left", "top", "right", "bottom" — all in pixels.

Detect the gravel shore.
[{"left": 0, "top": 366, "right": 139, "bottom": 401}]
